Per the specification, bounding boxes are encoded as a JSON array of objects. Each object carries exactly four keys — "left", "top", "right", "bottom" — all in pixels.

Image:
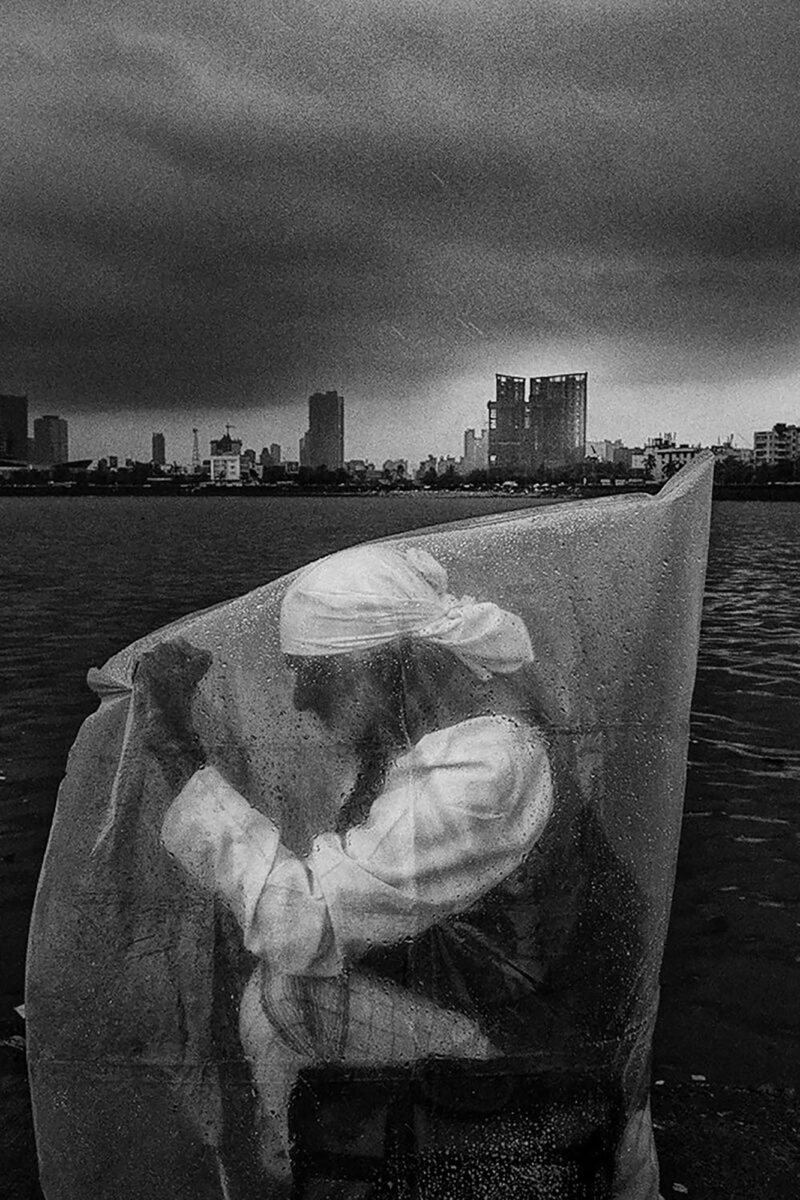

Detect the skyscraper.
[
  {"left": 152, "top": 432, "right": 166, "bottom": 466},
  {"left": 0, "top": 394, "right": 29, "bottom": 461},
  {"left": 303, "top": 391, "right": 344, "bottom": 471},
  {"left": 33, "top": 415, "right": 69, "bottom": 464},
  {"left": 529, "top": 373, "right": 588, "bottom": 472},
  {"left": 487, "top": 375, "right": 530, "bottom": 475}
]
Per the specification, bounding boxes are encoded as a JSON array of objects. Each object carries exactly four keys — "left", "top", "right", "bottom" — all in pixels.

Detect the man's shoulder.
[
  {"left": 414, "top": 714, "right": 548, "bottom": 768},
  {"left": 405, "top": 716, "right": 553, "bottom": 825}
]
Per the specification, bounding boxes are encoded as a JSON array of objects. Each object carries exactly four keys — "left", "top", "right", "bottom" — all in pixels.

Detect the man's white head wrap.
[{"left": 279, "top": 544, "right": 533, "bottom": 682}]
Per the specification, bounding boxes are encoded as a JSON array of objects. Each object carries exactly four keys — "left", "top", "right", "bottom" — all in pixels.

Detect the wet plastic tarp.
[{"left": 27, "top": 454, "right": 713, "bottom": 1199}]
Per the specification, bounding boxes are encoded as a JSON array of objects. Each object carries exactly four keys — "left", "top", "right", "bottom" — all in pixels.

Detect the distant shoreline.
[
  {"left": 1, "top": 482, "right": 799, "bottom": 500},
  {"left": 0, "top": 484, "right": 573, "bottom": 499}
]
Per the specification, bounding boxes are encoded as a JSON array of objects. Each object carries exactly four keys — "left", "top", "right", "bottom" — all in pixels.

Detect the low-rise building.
[
  {"left": 629, "top": 448, "right": 648, "bottom": 476},
  {"left": 210, "top": 454, "right": 242, "bottom": 483},
  {"left": 416, "top": 455, "right": 438, "bottom": 483},
  {"left": 382, "top": 459, "right": 408, "bottom": 482},
  {"left": 641, "top": 434, "right": 702, "bottom": 480},
  {"left": 653, "top": 444, "right": 703, "bottom": 479},
  {"left": 754, "top": 423, "right": 800, "bottom": 465},
  {"left": 345, "top": 459, "right": 380, "bottom": 483},
  {"left": 585, "top": 438, "right": 626, "bottom": 463},
  {"left": 462, "top": 428, "right": 488, "bottom": 474},
  {"left": 711, "top": 440, "right": 753, "bottom": 464}
]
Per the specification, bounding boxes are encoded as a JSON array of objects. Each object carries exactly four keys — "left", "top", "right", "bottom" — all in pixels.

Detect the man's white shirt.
[{"left": 162, "top": 714, "right": 553, "bottom": 976}]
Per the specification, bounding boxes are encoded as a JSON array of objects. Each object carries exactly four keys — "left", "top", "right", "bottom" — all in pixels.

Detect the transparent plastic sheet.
[{"left": 26, "top": 454, "right": 713, "bottom": 1200}]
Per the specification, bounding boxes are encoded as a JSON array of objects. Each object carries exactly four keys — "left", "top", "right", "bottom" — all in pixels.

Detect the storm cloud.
[{"left": 2, "top": 0, "right": 798, "bottom": 458}]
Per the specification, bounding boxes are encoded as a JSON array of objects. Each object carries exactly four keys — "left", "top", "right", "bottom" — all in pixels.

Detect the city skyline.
[
  {"left": 4, "top": 381, "right": 796, "bottom": 483},
  {"left": 1, "top": 383, "right": 783, "bottom": 471},
  {"left": 2, "top": 4, "right": 798, "bottom": 464}
]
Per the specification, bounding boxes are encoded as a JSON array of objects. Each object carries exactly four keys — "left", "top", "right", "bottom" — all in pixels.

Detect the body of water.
[
  {"left": 657, "top": 501, "right": 800, "bottom": 1087},
  {"left": 1, "top": 495, "right": 798, "bottom": 1087}
]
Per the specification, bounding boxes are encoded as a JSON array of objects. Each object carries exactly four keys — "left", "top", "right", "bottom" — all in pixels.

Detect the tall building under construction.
[
  {"left": 530, "top": 372, "right": 588, "bottom": 472},
  {"left": 488, "top": 375, "right": 529, "bottom": 475},
  {"left": 488, "top": 372, "right": 587, "bottom": 476}
]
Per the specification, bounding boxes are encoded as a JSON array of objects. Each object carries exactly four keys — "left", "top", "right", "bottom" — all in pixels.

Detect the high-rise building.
[
  {"left": 0, "top": 394, "right": 29, "bottom": 461},
  {"left": 489, "top": 373, "right": 588, "bottom": 476},
  {"left": 303, "top": 391, "right": 344, "bottom": 471},
  {"left": 33, "top": 415, "right": 69, "bottom": 464},
  {"left": 529, "top": 373, "right": 588, "bottom": 473},
  {"left": 152, "top": 432, "right": 166, "bottom": 466},
  {"left": 487, "top": 376, "right": 530, "bottom": 475}
]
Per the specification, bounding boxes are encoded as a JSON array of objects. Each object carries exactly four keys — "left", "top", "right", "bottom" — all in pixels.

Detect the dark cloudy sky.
[{"left": 3, "top": 1, "right": 798, "bottom": 463}]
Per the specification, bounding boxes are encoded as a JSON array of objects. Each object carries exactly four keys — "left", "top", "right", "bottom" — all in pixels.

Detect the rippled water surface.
[
  {"left": 1, "top": 495, "right": 798, "bottom": 1081},
  {"left": 692, "top": 504, "right": 800, "bottom": 798},
  {"left": 659, "top": 502, "right": 800, "bottom": 1085}
]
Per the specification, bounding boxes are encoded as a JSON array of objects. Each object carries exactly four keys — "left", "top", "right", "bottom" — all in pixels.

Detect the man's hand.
[
  {"left": 134, "top": 638, "right": 213, "bottom": 789},
  {"left": 134, "top": 638, "right": 213, "bottom": 719}
]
